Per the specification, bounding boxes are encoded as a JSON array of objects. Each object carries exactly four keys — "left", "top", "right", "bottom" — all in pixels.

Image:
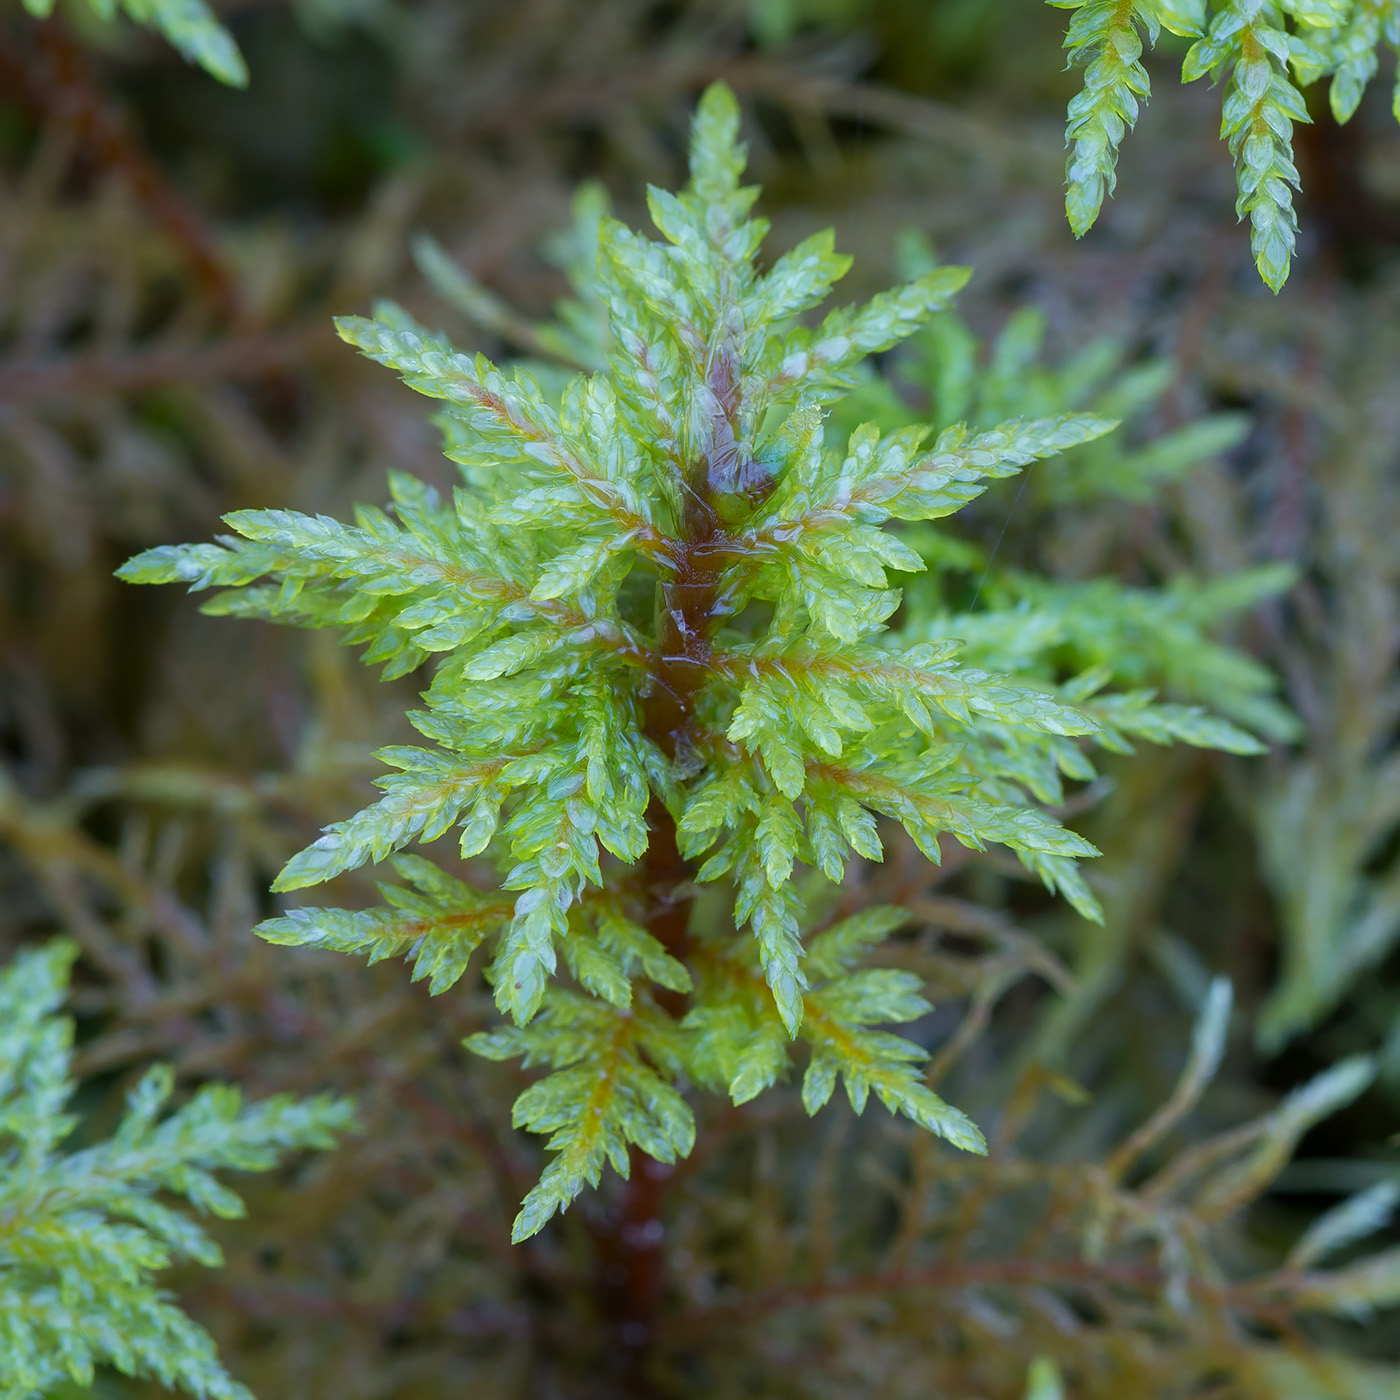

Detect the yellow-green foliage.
[
  {"left": 1051, "top": 0, "right": 1400, "bottom": 289},
  {"left": 0, "top": 942, "right": 354, "bottom": 1400},
  {"left": 833, "top": 233, "right": 1298, "bottom": 750},
  {"left": 120, "top": 83, "right": 1292, "bottom": 1246}
]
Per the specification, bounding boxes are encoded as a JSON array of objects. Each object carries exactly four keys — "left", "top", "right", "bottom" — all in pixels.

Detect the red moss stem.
[{"left": 595, "top": 349, "right": 758, "bottom": 1395}]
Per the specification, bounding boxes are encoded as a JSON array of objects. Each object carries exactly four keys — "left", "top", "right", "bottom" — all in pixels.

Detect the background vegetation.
[{"left": 1, "top": 1, "right": 1399, "bottom": 1396}]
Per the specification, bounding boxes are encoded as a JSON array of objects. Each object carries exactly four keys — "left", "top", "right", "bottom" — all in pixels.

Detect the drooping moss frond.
[{"left": 1050, "top": 0, "right": 1400, "bottom": 289}]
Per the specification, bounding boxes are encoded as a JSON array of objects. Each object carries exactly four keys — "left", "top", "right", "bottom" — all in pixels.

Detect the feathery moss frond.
[
  {"left": 0, "top": 942, "right": 353, "bottom": 1400},
  {"left": 120, "top": 82, "right": 1284, "bottom": 1238}
]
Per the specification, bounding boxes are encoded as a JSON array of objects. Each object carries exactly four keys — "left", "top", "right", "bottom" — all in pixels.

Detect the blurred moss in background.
[{"left": 1, "top": 1, "right": 1399, "bottom": 1397}]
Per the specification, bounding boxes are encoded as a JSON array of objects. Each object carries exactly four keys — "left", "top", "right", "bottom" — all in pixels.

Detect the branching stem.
[{"left": 600, "top": 350, "right": 753, "bottom": 1396}]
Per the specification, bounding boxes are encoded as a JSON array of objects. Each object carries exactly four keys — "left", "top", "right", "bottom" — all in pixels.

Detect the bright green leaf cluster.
[
  {"left": 835, "top": 236, "right": 1259, "bottom": 508},
  {"left": 833, "top": 253, "right": 1296, "bottom": 911},
  {"left": 468, "top": 989, "right": 695, "bottom": 1242},
  {"left": 0, "top": 941, "right": 354, "bottom": 1400},
  {"left": 119, "top": 83, "right": 1282, "bottom": 1241},
  {"left": 1053, "top": 0, "right": 1400, "bottom": 289},
  {"left": 1051, "top": 0, "right": 1161, "bottom": 237}
]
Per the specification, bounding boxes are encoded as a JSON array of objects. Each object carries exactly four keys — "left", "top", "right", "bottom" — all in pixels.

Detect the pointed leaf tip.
[{"left": 689, "top": 80, "right": 747, "bottom": 199}]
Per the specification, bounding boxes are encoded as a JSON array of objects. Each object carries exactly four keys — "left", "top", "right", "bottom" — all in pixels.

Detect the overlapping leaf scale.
[
  {"left": 120, "top": 474, "right": 533, "bottom": 678},
  {"left": 646, "top": 185, "right": 766, "bottom": 318},
  {"left": 0, "top": 943, "right": 78, "bottom": 1159},
  {"left": 1053, "top": 0, "right": 1160, "bottom": 236},
  {"left": 680, "top": 910, "right": 982, "bottom": 1150},
  {"left": 416, "top": 626, "right": 636, "bottom": 770},
  {"left": 700, "top": 627, "right": 1114, "bottom": 912},
  {"left": 337, "top": 316, "right": 660, "bottom": 552},
  {"left": 266, "top": 595, "right": 654, "bottom": 1001},
  {"left": 675, "top": 760, "right": 763, "bottom": 866},
  {"left": 649, "top": 91, "right": 768, "bottom": 323},
  {"left": 468, "top": 676, "right": 655, "bottom": 1024},
  {"left": 684, "top": 989, "right": 792, "bottom": 1105},
  {"left": 605, "top": 112, "right": 780, "bottom": 467},
  {"left": 0, "top": 1289, "right": 252, "bottom": 1400},
  {"left": 804, "top": 905, "right": 908, "bottom": 978},
  {"left": 686, "top": 79, "right": 753, "bottom": 212},
  {"left": 862, "top": 733, "right": 1103, "bottom": 918},
  {"left": 1151, "top": 0, "right": 1209, "bottom": 33},
  {"left": 676, "top": 728, "right": 1100, "bottom": 1025},
  {"left": 334, "top": 316, "right": 563, "bottom": 460},
  {"left": 1325, "top": 0, "right": 1400, "bottom": 122},
  {"left": 466, "top": 991, "right": 694, "bottom": 1241},
  {"left": 115, "top": 537, "right": 286, "bottom": 592},
  {"left": 1086, "top": 689, "right": 1267, "bottom": 754},
  {"left": 734, "top": 822, "right": 808, "bottom": 1035},
  {"left": 675, "top": 940, "right": 789, "bottom": 1099},
  {"left": 733, "top": 415, "right": 1115, "bottom": 642},
  {"left": 800, "top": 969, "right": 985, "bottom": 1153},
  {"left": 556, "top": 897, "right": 693, "bottom": 1010},
  {"left": 232, "top": 504, "right": 512, "bottom": 647},
  {"left": 577, "top": 218, "right": 689, "bottom": 498},
  {"left": 670, "top": 760, "right": 809, "bottom": 1034},
  {"left": 272, "top": 747, "right": 509, "bottom": 893},
  {"left": 606, "top": 321, "right": 687, "bottom": 497},
  {"left": 759, "top": 267, "right": 974, "bottom": 408},
  {"left": 802, "top": 772, "right": 886, "bottom": 879},
  {"left": 119, "top": 533, "right": 406, "bottom": 658},
  {"left": 1044, "top": 0, "right": 1400, "bottom": 287},
  {"left": 810, "top": 752, "right": 1100, "bottom": 875},
  {"left": 713, "top": 639, "right": 1098, "bottom": 797},
  {"left": 741, "top": 228, "right": 853, "bottom": 335},
  {"left": 597, "top": 219, "right": 709, "bottom": 374},
  {"left": 681, "top": 627, "right": 1106, "bottom": 1001},
  {"left": 257, "top": 854, "right": 513, "bottom": 994},
  {"left": 951, "top": 720, "right": 1094, "bottom": 810},
  {"left": 567, "top": 676, "right": 655, "bottom": 860},
  {"left": 1182, "top": 2, "right": 1310, "bottom": 292},
  {"left": 936, "top": 568, "right": 1295, "bottom": 743},
  {"left": 497, "top": 372, "right": 651, "bottom": 522}
]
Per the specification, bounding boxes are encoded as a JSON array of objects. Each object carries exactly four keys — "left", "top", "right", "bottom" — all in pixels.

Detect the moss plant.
[
  {"left": 117, "top": 82, "right": 1298, "bottom": 1385},
  {"left": 0, "top": 942, "right": 354, "bottom": 1400}
]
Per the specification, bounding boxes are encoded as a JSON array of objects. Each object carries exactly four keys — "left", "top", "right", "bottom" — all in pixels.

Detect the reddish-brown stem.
[
  {"left": 640, "top": 797, "right": 693, "bottom": 1007},
  {"left": 645, "top": 485, "right": 724, "bottom": 755},
  {"left": 594, "top": 1147, "right": 680, "bottom": 1393},
  {"left": 592, "top": 801, "right": 695, "bottom": 1392},
  {"left": 593, "top": 347, "right": 757, "bottom": 1396}
]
